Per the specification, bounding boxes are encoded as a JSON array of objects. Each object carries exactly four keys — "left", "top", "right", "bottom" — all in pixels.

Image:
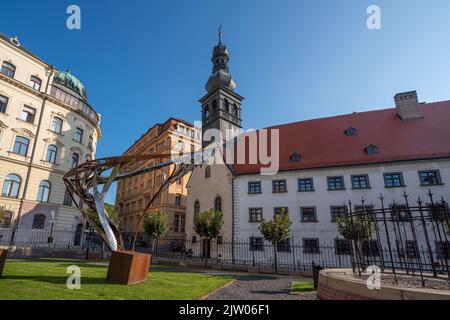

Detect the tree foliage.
[
  {"left": 259, "top": 210, "right": 292, "bottom": 244},
  {"left": 143, "top": 211, "right": 170, "bottom": 240},
  {"left": 337, "top": 216, "right": 375, "bottom": 241},
  {"left": 193, "top": 209, "right": 223, "bottom": 239},
  {"left": 85, "top": 203, "right": 120, "bottom": 229}
]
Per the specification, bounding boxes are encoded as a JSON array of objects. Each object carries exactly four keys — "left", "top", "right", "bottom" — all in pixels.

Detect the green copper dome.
[{"left": 53, "top": 70, "right": 88, "bottom": 101}]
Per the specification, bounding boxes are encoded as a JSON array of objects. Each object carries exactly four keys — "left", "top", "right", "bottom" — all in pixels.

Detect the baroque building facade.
[
  {"left": 116, "top": 118, "right": 201, "bottom": 237},
  {"left": 0, "top": 33, "right": 100, "bottom": 237}
]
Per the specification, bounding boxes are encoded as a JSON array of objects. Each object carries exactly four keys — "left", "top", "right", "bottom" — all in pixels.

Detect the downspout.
[
  {"left": 231, "top": 176, "right": 235, "bottom": 264},
  {"left": 10, "top": 65, "right": 55, "bottom": 244}
]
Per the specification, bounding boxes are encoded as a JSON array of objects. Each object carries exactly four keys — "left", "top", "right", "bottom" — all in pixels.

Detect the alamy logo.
[
  {"left": 66, "top": 5, "right": 81, "bottom": 30},
  {"left": 367, "top": 5, "right": 382, "bottom": 30},
  {"left": 366, "top": 265, "right": 381, "bottom": 290},
  {"left": 66, "top": 265, "right": 81, "bottom": 290}
]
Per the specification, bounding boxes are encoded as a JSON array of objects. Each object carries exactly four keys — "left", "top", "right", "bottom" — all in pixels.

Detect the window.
[
  {"left": 32, "top": 214, "right": 46, "bottom": 229},
  {"left": 405, "top": 241, "right": 418, "bottom": 258},
  {"left": 301, "top": 207, "right": 317, "bottom": 222},
  {"left": 327, "top": 176, "right": 344, "bottom": 190},
  {"left": 277, "top": 239, "right": 291, "bottom": 252},
  {"left": 19, "top": 106, "right": 36, "bottom": 123},
  {"left": 436, "top": 241, "right": 450, "bottom": 259},
  {"left": 28, "top": 76, "right": 42, "bottom": 91},
  {"left": 173, "top": 214, "right": 180, "bottom": 232},
  {"left": 419, "top": 170, "right": 442, "bottom": 186},
  {"left": 63, "top": 188, "right": 73, "bottom": 206},
  {"left": 384, "top": 172, "right": 404, "bottom": 188},
  {"left": 233, "top": 104, "right": 238, "bottom": 116},
  {"left": 51, "top": 117, "right": 63, "bottom": 134},
  {"left": 248, "top": 181, "right": 261, "bottom": 194},
  {"left": 45, "top": 144, "right": 58, "bottom": 163},
  {"left": 331, "top": 206, "right": 347, "bottom": 222},
  {"left": 71, "top": 153, "right": 79, "bottom": 168},
  {"left": 304, "top": 239, "right": 320, "bottom": 254},
  {"left": 0, "top": 95, "right": 8, "bottom": 113},
  {"left": 36, "top": 180, "right": 51, "bottom": 202},
  {"left": 204, "top": 106, "right": 210, "bottom": 118},
  {"left": 249, "top": 237, "right": 264, "bottom": 251},
  {"left": 194, "top": 201, "right": 200, "bottom": 215},
  {"left": 290, "top": 153, "right": 301, "bottom": 162},
  {"left": 224, "top": 99, "right": 229, "bottom": 112},
  {"left": 205, "top": 165, "right": 211, "bottom": 178},
  {"left": 249, "top": 208, "right": 263, "bottom": 222},
  {"left": 345, "top": 127, "right": 357, "bottom": 136},
  {"left": 365, "top": 144, "right": 378, "bottom": 155},
  {"left": 0, "top": 210, "right": 12, "bottom": 228},
  {"left": 175, "top": 194, "right": 181, "bottom": 206},
  {"left": 298, "top": 178, "right": 314, "bottom": 192},
  {"left": 351, "top": 175, "right": 370, "bottom": 189},
  {"left": 217, "top": 235, "right": 223, "bottom": 245},
  {"left": 335, "top": 239, "right": 352, "bottom": 255},
  {"left": 390, "top": 205, "right": 410, "bottom": 221},
  {"left": 272, "top": 180, "right": 287, "bottom": 193},
  {"left": 274, "top": 207, "right": 289, "bottom": 216},
  {"left": 362, "top": 240, "right": 379, "bottom": 256},
  {"left": 74, "top": 127, "right": 83, "bottom": 142},
  {"left": 2, "top": 174, "right": 21, "bottom": 198},
  {"left": 1, "top": 61, "right": 16, "bottom": 78},
  {"left": 214, "top": 196, "right": 222, "bottom": 212},
  {"left": 355, "top": 205, "right": 375, "bottom": 221},
  {"left": 12, "top": 136, "right": 29, "bottom": 156},
  {"left": 427, "top": 204, "right": 448, "bottom": 221}
]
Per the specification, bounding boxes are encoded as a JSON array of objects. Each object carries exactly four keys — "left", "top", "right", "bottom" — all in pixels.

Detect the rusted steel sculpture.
[{"left": 63, "top": 148, "right": 213, "bottom": 252}]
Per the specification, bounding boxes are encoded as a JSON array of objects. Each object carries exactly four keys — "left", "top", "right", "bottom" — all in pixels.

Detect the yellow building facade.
[
  {"left": 0, "top": 33, "right": 100, "bottom": 235},
  {"left": 116, "top": 118, "right": 200, "bottom": 237}
]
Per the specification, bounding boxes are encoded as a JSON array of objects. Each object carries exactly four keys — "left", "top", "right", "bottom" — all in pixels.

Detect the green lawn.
[
  {"left": 0, "top": 259, "right": 233, "bottom": 300},
  {"left": 291, "top": 281, "right": 315, "bottom": 293}
]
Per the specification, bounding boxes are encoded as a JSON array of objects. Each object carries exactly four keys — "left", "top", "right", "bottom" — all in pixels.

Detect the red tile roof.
[{"left": 233, "top": 100, "right": 450, "bottom": 175}]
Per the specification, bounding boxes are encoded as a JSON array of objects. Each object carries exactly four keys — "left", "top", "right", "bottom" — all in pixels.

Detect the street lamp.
[{"left": 47, "top": 210, "right": 55, "bottom": 244}]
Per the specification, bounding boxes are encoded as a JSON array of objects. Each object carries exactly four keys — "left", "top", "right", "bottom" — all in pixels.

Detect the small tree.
[
  {"left": 143, "top": 211, "right": 170, "bottom": 250},
  {"left": 259, "top": 210, "right": 292, "bottom": 273},
  {"left": 337, "top": 215, "right": 376, "bottom": 275},
  {"left": 193, "top": 209, "right": 223, "bottom": 266}
]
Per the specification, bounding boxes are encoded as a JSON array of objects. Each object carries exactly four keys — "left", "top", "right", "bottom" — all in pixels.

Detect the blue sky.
[{"left": 2, "top": 0, "right": 450, "bottom": 202}]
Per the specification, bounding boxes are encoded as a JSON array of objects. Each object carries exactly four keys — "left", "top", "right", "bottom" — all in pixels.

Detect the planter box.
[
  {"left": 0, "top": 249, "right": 7, "bottom": 277},
  {"left": 106, "top": 251, "right": 151, "bottom": 285}
]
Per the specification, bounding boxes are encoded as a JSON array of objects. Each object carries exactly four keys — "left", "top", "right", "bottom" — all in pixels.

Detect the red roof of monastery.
[{"left": 233, "top": 100, "right": 450, "bottom": 175}]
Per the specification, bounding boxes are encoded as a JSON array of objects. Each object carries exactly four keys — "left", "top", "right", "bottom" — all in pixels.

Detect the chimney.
[{"left": 394, "top": 90, "right": 423, "bottom": 120}]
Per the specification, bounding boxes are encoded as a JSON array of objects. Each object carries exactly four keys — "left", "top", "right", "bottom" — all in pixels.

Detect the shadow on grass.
[{"left": 2, "top": 275, "right": 107, "bottom": 285}]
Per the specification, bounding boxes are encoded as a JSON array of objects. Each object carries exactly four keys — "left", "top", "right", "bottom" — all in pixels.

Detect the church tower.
[{"left": 200, "top": 27, "right": 244, "bottom": 148}]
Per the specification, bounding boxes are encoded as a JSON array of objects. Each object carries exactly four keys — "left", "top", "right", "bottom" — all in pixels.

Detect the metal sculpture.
[{"left": 63, "top": 147, "right": 214, "bottom": 252}]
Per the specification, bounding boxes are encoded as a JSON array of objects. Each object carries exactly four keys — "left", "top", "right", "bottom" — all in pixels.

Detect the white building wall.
[{"left": 234, "top": 158, "right": 450, "bottom": 244}]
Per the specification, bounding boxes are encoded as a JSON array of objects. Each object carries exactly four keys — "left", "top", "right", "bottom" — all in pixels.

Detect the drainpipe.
[
  {"left": 231, "top": 176, "right": 235, "bottom": 264},
  {"left": 10, "top": 65, "right": 55, "bottom": 245}
]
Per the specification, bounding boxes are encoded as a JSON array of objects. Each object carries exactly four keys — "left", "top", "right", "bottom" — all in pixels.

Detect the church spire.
[{"left": 205, "top": 26, "right": 237, "bottom": 92}]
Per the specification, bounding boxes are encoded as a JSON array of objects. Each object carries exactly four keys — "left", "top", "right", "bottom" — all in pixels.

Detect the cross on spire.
[{"left": 218, "top": 25, "right": 223, "bottom": 44}]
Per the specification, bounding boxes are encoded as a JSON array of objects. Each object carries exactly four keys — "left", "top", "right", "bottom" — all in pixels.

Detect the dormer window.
[
  {"left": 290, "top": 153, "right": 301, "bottom": 162},
  {"left": 366, "top": 144, "right": 378, "bottom": 155},
  {"left": 345, "top": 127, "right": 357, "bottom": 136}
]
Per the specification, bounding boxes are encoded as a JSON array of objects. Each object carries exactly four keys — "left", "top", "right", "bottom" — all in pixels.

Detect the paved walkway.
[{"left": 204, "top": 273, "right": 317, "bottom": 300}]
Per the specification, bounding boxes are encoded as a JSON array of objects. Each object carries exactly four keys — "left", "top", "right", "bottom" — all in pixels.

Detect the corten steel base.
[
  {"left": 106, "top": 251, "right": 151, "bottom": 285},
  {"left": 0, "top": 249, "right": 7, "bottom": 278}
]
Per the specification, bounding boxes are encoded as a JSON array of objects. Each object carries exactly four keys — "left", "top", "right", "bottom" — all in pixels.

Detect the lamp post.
[{"left": 47, "top": 210, "right": 55, "bottom": 244}]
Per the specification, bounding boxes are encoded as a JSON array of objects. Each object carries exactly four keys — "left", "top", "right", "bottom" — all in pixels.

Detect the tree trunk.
[{"left": 273, "top": 243, "right": 278, "bottom": 274}]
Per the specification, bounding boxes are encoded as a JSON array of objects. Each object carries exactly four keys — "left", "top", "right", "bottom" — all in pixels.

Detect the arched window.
[
  {"left": 71, "top": 153, "right": 79, "bottom": 168},
  {"left": 28, "top": 75, "right": 42, "bottom": 91},
  {"left": 205, "top": 165, "right": 211, "bottom": 178},
  {"left": 233, "top": 104, "right": 238, "bottom": 116},
  {"left": 0, "top": 210, "right": 12, "bottom": 228},
  {"left": 215, "top": 196, "right": 222, "bottom": 212},
  {"left": 46, "top": 144, "right": 58, "bottom": 163},
  {"left": 2, "top": 174, "right": 21, "bottom": 198},
  {"left": 51, "top": 117, "right": 63, "bottom": 134},
  {"left": 204, "top": 105, "right": 210, "bottom": 119},
  {"left": 13, "top": 136, "right": 29, "bottom": 156},
  {"left": 194, "top": 201, "right": 200, "bottom": 214},
  {"left": 212, "top": 99, "right": 218, "bottom": 111},
  {"left": 37, "top": 180, "right": 51, "bottom": 202},
  {"left": 32, "top": 214, "right": 46, "bottom": 229},
  {"left": 224, "top": 99, "right": 230, "bottom": 113},
  {"left": 1, "top": 61, "right": 16, "bottom": 78}
]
